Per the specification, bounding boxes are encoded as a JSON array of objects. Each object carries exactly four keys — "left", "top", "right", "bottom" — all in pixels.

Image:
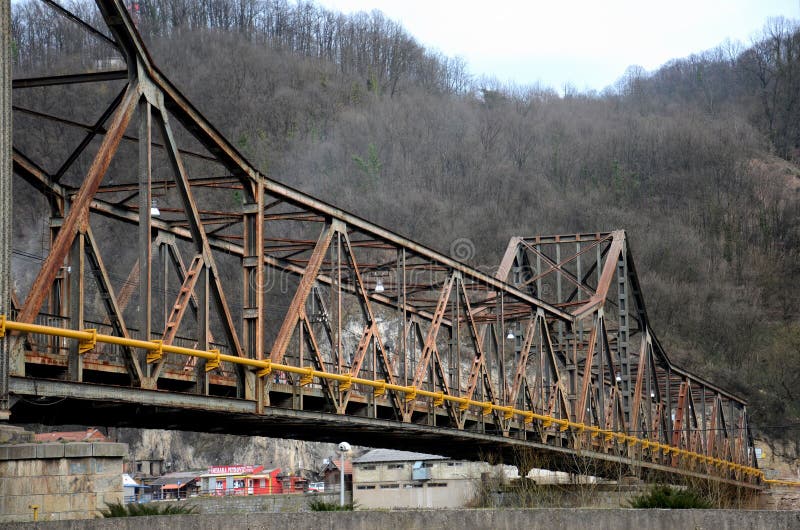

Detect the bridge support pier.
[{"left": 0, "top": 0, "right": 12, "bottom": 421}]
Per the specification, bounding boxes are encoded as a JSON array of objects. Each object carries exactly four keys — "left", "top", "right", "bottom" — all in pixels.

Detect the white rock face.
[{"left": 116, "top": 428, "right": 340, "bottom": 473}]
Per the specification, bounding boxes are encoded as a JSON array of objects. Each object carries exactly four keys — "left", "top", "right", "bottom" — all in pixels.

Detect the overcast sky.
[{"left": 316, "top": 0, "right": 800, "bottom": 92}]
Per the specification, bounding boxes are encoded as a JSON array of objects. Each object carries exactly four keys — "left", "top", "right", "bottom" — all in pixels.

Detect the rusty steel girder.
[{"left": 1, "top": 0, "right": 758, "bottom": 487}]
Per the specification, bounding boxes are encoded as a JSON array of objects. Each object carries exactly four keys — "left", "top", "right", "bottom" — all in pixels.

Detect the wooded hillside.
[{"left": 10, "top": 1, "right": 800, "bottom": 451}]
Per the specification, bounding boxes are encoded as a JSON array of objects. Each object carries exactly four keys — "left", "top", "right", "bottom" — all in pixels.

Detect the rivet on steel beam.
[{"left": 78, "top": 329, "right": 97, "bottom": 355}]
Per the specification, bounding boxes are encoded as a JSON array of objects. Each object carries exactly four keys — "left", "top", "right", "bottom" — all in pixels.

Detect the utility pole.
[{"left": 0, "top": 0, "right": 12, "bottom": 421}]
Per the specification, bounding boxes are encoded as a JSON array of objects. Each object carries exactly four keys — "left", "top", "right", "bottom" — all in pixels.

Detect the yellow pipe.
[{"left": 0, "top": 317, "right": 766, "bottom": 483}]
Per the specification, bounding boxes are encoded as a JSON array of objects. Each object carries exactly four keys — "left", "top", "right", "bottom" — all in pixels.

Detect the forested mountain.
[{"left": 10, "top": 1, "right": 800, "bottom": 457}]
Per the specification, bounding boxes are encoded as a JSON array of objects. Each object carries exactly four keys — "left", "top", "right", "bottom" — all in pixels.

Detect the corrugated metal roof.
[
  {"left": 149, "top": 471, "right": 204, "bottom": 486},
  {"left": 353, "top": 448, "right": 446, "bottom": 464}
]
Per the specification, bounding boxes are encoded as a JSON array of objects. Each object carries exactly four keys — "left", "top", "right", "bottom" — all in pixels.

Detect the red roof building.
[{"left": 34, "top": 428, "right": 108, "bottom": 443}]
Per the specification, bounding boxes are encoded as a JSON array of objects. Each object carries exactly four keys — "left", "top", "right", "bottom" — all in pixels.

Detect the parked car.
[{"left": 307, "top": 482, "right": 325, "bottom": 493}]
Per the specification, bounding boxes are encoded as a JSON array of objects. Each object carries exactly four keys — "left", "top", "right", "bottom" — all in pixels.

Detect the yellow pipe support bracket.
[
  {"left": 0, "top": 314, "right": 6, "bottom": 338},
  {"left": 78, "top": 329, "right": 97, "bottom": 355},
  {"left": 559, "top": 421, "right": 569, "bottom": 432},
  {"left": 205, "top": 349, "right": 221, "bottom": 372},
  {"left": 481, "top": 402, "right": 493, "bottom": 416},
  {"left": 404, "top": 386, "right": 417, "bottom": 402},
  {"left": 458, "top": 401, "right": 470, "bottom": 411},
  {"left": 542, "top": 419, "right": 552, "bottom": 429},
  {"left": 374, "top": 381, "right": 387, "bottom": 397},
  {"left": 339, "top": 376, "right": 353, "bottom": 393},
  {"left": 523, "top": 412, "right": 534, "bottom": 424},
  {"left": 146, "top": 340, "right": 163, "bottom": 364},
  {"left": 256, "top": 361, "right": 272, "bottom": 377},
  {"left": 299, "top": 367, "right": 314, "bottom": 387},
  {"left": 433, "top": 392, "right": 444, "bottom": 407},
  {"left": 503, "top": 409, "right": 514, "bottom": 420}
]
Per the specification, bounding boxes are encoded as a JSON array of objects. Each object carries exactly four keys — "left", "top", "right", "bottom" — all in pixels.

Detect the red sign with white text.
[{"left": 207, "top": 465, "right": 264, "bottom": 475}]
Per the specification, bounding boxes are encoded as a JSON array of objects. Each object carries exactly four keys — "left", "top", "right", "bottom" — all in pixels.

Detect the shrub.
[
  {"left": 629, "top": 485, "right": 711, "bottom": 509},
  {"left": 307, "top": 499, "right": 353, "bottom": 511},
  {"left": 99, "top": 501, "right": 199, "bottom": 517}
]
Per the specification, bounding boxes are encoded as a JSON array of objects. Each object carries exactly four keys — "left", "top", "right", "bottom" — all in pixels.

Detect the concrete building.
[{"left": 352, "top": 449, "right": 491, "bottom": 509}]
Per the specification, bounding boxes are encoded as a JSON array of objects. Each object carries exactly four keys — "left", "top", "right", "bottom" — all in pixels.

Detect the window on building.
[
  {"left": 361, "top": 465, "right": 376, "bottom": 470},
  {"left": 387, "top": 463, "right": 404, "bottom": 469},
  {"left": 446, "top": 462, "right": 462, "bottom": 467},
  {"left": 357, "top": 485, "right": 376, "bottom": 490},
  {"left": 380, "top": 483, "right": 399, "bottom": 489},
  {"left": 428, "top": 482, "right": 448, "bottom": 488},
  {"left": 422, "top": 462, "right": 434, "bottom": 468}
]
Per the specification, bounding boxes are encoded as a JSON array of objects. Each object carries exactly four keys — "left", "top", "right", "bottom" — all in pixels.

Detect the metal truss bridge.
[{"left": 0, "top": 0, "right": 761, "bottom": 489}]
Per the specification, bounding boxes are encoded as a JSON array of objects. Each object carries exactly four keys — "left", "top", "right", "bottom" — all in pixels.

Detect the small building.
[
  {"left": 321, "top": 457, "right": 352, "bottom": 494},
  {"left": 149, "top": 470, "right": 202, "bottom": 500},
  {"left": 352, "top": 448, "right": 491, "bottom": 509},
  {"left": 198, "top": 465, "right": 282, "bottom": 495},
  {"left": 122, "top": 473, "right": 150, "bottom": 503},
  {"left": 131, "top": 457, "right": 165, "bottom": 479},
  {"left": 279, "top": 474, "right": 308, "bottom": 493}
]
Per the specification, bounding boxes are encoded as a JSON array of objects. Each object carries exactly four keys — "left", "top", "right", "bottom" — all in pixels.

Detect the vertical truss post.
[
  {"left": 243, "top": 181, "right": 264, "bottom": 405},
  {"left": 332, "top": 232, "right": 342, "bottom": 376},
  {"left": 396, "top": 248, "right": 406, "bottom": 386},
  {"left": 138, "top": 98, "right": 152, "bottom": 348},
  {"left": 617, "top": 237, "right": 631, "bottom": 427},
  {"left": 0, "top": 0, "right": 11, "bottom": 418},
  {"left": 196, "top": 265, "right": 209, "bottom": 394},
  {"left": 67, "top": 232, "right": 85, "bottom": 382}
]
